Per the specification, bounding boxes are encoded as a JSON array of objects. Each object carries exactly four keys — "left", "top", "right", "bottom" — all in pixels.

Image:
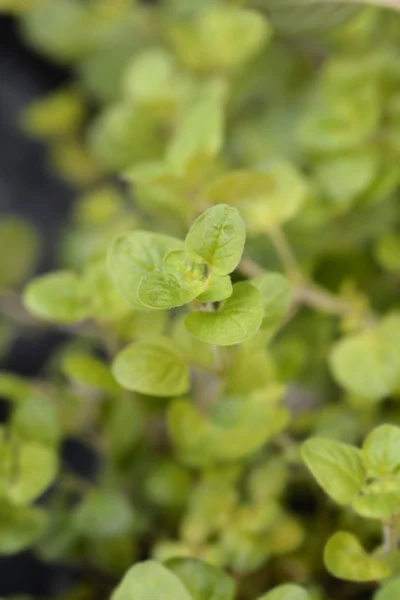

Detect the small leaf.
[
  {"left": 324, "top": 532, "right": 391, "bottom": 582},
  {"left": 62, "top": 352, "right": 119, "bottom": 394},
  {"left": 112, "top": 337, "right": 190, "bottom": 396},
  {"left": 111, "top": 560, "right": 193, "bottom": 600},
  {"left": 0, "top": 501, "right": 47, "bottom": 555},
  {"left": 167, "top": 81, "right": 225, "bottom": 172},
  {"left": 375, "top": 578, "right": 400, "bottom": 600},
  {"left": 185, "top": 282, "right": 263, "bottom": 346},
  {"left": 81, "top": 257, "right": 131, "bottom": 322},
  {"left": 251, "top": 273, "right": 292, "bottom": 340},
  {"left": 363, "top": 425, "right": 400, "bottom": 478},
  {"left": 169, "top": 5, "right": 270, "bottom": 72},
  {"left": 23, "top": 271, "right": 87, "bottom": 323},
  {"left": 257, "top": 584, "right": 310, "bottom": 600},
  {"left": 185, "top": 205, "right": 245, "bottom": 275},
  {"left": 330, "top": 315, "right": 400, "bottom": 400},
  {"left": 167, "top": 558, "right": 236, "bottom": 600},
  {"left": 73, "top": 490, "right": 135, "bottom": 539},
  {"left": 302, "top": 438, "right": 366, "bottom": 505},
  {"left": 202, "top": 164, "right": 308, "bottom": 233},
  {"left": 197, "top": 274, "right": 232, "bottom": 303},
  {"left": 138, "top": 271, "right": 200, "bottom": 310},
  {"left": 7, "top": 442, "right": 58, "bottom": 505},
  {"left": 108, "top": 231, "right": 183, "bottom": 310},
  {"left": 353, "top": 489, "right": 400, "bottom": 520},
  {"left": 11, "top": 396, "right": 61, "bottom": 447},
  {"left": 0, "top": 218, "right": 40, "bottom": 291}
]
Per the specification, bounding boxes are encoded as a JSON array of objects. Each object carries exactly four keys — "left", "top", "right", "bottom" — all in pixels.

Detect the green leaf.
[
  {"left": 0, "top": 373, "right": 31, "bottom": 403},
  {"left": 302, "top": 438, "right": 366, "bottom": 505},
  {"left": 201, "top": 164, "right": 308, "bottom": 233},
  {"left": 23, "top": 271, "right": 87, "bottom": 323},
  {"left": 0, "top": 218, "right": 40, "bottom": 291},
  {"left": 73, "top": 490, "right": 135, "bottom": 539},
  {"left": 81, "top": 257, "right": 132, "bottom": 322},
  {"left": 106, "top": 395, "right": 143, "bottom": 461},
  {"left": 11, "top": 396, "right": 61, "bottom": 447},
  {"left": 167, "top": 558, "right": 236, "bottom": 600},
  {"left": 197, "top": 274, "right": 232, "bottom": 303},
  {"left": 375, "top": 578, "right": 400, "bottom": 600},
  {"left": 169, "top": 5, "right": 270, "bottom": 72},
  {"left": 144, "top": 461, "right": 191, "bottom": 508},
  {"left": 62, "top": 351, "right": 119, "bottom": 394},
  {"left": 172, "top": 317, "right": 215, "bottom": 370},
  {"left": 362, "top": 425, "right": 400, "bottom": 478},
  {"left": 329, "top": 314, "right": 400, "bottom": 400},
  {"left": 167, "top": 81, "right": 225, "bottom": 172},
  {"left": 108, "top": 230, "right": 183, "bottom": 310},
  {"left": 168, "top": 396, "right": 288, "bottom": 467},
  {"left": 122, "top": 47, "right": 189, "bottom": 113},
  {"left": 6, "top": 442, "right": 58, "bottom": 505},
  {"left": 251, "top": 273, "right": 292, "bottom": 341},
  {"left": 375, "top": 233, "right": 400, "bottom": 272},
  {"left": 89, "top": 104, "right": 165, "bottom": 171},
  {"left": 138, "top": 271, "right": 199, "bottom": 310},
  {"left": 324, "top": 532, "right": 391, "bottom": 582},
  {"left": 111, "top": 560, "right": 193, "bottom": 600},
  {"left": 261, "top": 0, "right": 360, "bottom": 33},
  {"left": 185, "top": 205, "right": 245, "bottom": 276},
  {"left": 314, "top": 150, "right": 379, "bottom": 211},
  {"left": 185, "top": 282, "right": 263, "bottom": 346},
  {"left": 112, "top": 337, "right": 190, "bottom": 397},
  {"left": 257, "top": 584, "right": 310, "bottom": 600},
  {"left": 0, "top": 501, "right": 47, "bottom": 555},
  {"left": 352, "top": 488, "right": 400, "bottom": 520}
]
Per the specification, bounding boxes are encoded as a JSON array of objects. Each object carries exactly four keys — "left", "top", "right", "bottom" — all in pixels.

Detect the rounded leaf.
[
  {"left": 112, "top": 337, "right": 190, "bottom": 396},
  {"left": 0, "top": 218, "right": 40, "bottom": 291},
  {"left": 185, "top": 282, "right": 263, "bottom": 346},
  {"left": 73, "top": 490, "right": 135, "bottom": 539},
  {"left": 138, "top": 271, "right": 199, "bottom": 310},
  {"left": 185, "top": 204, "right": 245, "bottom": 275},
  {"left": 302, "top": 437, "right": 366, "bottom": 505},
  {"left": 202, "top": 165, "right": 308, "bottom": 233},
  {"left": 7, "top": 442, "right": 58, "bottom": 505},
  {"left": 111, "top": 560, "right": 193, "bottom": 600},
  {"left": 258, "top": 584, "right": 310, "bottom": 600},
  {"left": 108, "top": 231, "right": 183, "bottom": 310},
  {"left": 0, "top": 501, "right": 47, "bottom": 555},
  {"left": 324, "top": 532, "right": 392, "bottom": 582},
  {"left": 24, "top": 271, "right": 87, "bottom": 323},
  {"left": 167, "top": 558, "right": 236, "bottom": 600},
  {"left": 363, "top": 425, "right": 400, "bottom": 478},
  {"left": 329, "top": 315, "right": 400, "bottom": 400},
  {"left": 375, "top": 578, "right": 400, "bottom": 600}
]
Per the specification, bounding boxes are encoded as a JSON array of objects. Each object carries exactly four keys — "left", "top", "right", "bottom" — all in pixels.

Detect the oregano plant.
[{"left": 1, "top": 1, "right": 400, "bottom": 599}]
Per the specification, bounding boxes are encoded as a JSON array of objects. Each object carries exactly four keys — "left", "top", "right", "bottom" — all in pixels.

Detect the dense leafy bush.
[{"left": 1, "top": 1, "right": 400, "bottom": 599}]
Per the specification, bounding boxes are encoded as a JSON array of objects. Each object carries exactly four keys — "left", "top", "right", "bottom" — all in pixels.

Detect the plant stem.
[
  {"left": 383, "top": 520, "right": 397, "bottom": 554},
  {"left": 268, "top": 226, "right": 302, "bottom": 283}
]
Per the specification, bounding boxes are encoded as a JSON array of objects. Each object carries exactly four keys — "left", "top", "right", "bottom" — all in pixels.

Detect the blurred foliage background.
[{"left": 0, "top": 1, "right": 400, "bottom": 600}]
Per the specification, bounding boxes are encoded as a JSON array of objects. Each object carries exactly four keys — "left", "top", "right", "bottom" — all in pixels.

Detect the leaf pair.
[
  {"left": 108, "top": 204, "right": 245, "bottom": 313},
  {"left": 302, "top": 425, "right": 400, "bottom": 519},
  {"left": 302, "top": 426, "right": 400, "bottom": 582}
]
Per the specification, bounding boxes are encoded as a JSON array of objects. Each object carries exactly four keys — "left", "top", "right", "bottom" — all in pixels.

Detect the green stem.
[
  {"left": 383, "top": 520, "right": 397, "bottom": 554},
  {"left": 268, "top": 226, "right": 302, "bottom": 283}
]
